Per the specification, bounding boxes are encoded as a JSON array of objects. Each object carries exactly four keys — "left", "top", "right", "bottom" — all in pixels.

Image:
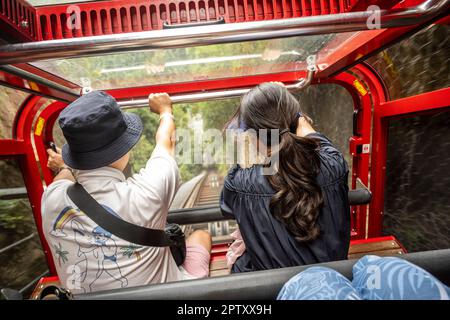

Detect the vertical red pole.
[
  {"left": 368, "top": 113, "right": 388, "bottom": 238},
  {"left": 14, "top": 95, "right": 57, "bottom": 275}
]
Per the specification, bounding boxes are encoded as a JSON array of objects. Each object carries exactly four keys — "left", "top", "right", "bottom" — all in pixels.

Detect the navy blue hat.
[{"left": 59, "top": 91, "right": 143, "bottom": 170}]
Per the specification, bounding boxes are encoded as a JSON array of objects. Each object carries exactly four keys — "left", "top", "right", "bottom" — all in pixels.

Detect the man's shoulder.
[
  {"left": 44, "top": 179, "right": 73, "bottom": 196},
  {"left": 42, "top": 179, "right": 73, "bottom": 215}
]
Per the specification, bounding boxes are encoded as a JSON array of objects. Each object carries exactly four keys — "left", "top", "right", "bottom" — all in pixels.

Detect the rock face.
[
  {"left": 0, "top": 86, "right": 30, "bottom": 188},
  {"left": 0, "top": 86, "right": 28, "bottom": 139}
]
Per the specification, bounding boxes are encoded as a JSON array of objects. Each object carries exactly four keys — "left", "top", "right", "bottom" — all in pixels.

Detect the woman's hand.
[
  {"left": 47, "top": 148, "right": 65, "bottom": 172},
  {"left": 269, "top": 81, "right": 285, "bottom": 87},
  {"left": 148, "top": 92, "right": 173, "bottom": 115},
  {"left": 296, "top": 116, "right": 316, "bottom": 137}
]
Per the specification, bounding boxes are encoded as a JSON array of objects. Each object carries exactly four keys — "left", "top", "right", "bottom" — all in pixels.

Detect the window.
[
  {"left": 30, "top": 33, "right": 356, "bottom": 90},
  {"left": 295, "top": 83, "right": 354, "bottom": 183},
  {"left": 0, "top": 160, "right": 48, "bottom": 295},
  {"left": 383, "top": 111, "right": 450, "bottom": 252},
  {"left": 367, "top": 25, "right": 450, "bottom": 100}
]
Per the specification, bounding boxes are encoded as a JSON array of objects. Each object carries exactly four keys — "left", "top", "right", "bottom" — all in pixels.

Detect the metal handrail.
[
  {"left": 118, "top": 70, "right": 314, "bottom": 108},
  {"left": 0, "top": 0, "right": 447, "bottom": 65},
  {"left": 0, "top": 187, "right": 28, "bottom": 200},
  {"left": 0, "top": 65, "right": 80, "bottom": 101},
  {"left": 167, "top": 188, "right": 372, "bottom": 225},
  {"left": 0, "top": 232, "right": 36, "bottom": 255},
  {"left": 19, "top": 270, "right": 50, "bottom": 294}
]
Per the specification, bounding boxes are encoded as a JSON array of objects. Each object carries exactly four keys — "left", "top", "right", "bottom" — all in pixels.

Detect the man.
[{"left": 42, "top": 91, "right": 211, "bottom": 294}]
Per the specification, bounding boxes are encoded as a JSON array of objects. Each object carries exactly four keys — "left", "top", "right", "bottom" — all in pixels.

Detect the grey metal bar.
[
  {"left": 167, "top": 188, "right": 372, "bottom": 225},
  {"left": 19, "top": 270, "right": 50, "bottom": 294},
  {"left": 0, "top": 233, "right": 36, "bottom": 255},
  {"left": 0, "top": 0, "right": 447, "bottom": 65},
  {"left": 168, "top": 206, "right": 227, "bottom": 225},
  {"left": 77, "top": 249, "right": 450, "bottom": 299},
  {"left": 0, "top": 187, "right": 28, "bottom": 200},
  {"left": 0, "top": 79, "right": 71, "bottom": 102},
  {"left": 0, "top": 65, "right": 80, "bottom": 102},
  {"left": 119, "top": 70, "right": 314, "bottom": 109}
]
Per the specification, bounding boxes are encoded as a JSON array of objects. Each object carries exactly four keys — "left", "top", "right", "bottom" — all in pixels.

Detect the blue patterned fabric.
[
  {"left": 277, "top": 256, "right": 450, "bottom": 300},
  {"left": 352, "top": 255, "right": 450, "bottom": 300},
  {"left": 277, "top": 267, "right": 362, "bottom": 300}
]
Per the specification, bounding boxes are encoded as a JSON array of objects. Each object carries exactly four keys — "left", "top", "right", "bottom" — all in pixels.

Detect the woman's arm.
[{"left": 296, "top": 116, "right": 316, "bottom": 137}]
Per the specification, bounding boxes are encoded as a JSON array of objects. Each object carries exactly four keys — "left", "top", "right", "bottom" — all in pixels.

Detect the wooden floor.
[
  {"left": 348, "top": 236, "right": 406, "bottom": 259},
  {"left": 209, "top": 236, "right": 406, "bottom": 277}
]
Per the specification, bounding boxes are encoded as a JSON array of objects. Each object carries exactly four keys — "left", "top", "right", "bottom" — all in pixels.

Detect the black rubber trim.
[{"left": 167, "top": 189, "right": 372, "bottom": 225}]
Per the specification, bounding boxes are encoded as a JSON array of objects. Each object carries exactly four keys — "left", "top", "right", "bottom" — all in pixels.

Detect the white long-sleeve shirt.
[{"left": 41, "top": 145, "right": 184, "bottom": 294}]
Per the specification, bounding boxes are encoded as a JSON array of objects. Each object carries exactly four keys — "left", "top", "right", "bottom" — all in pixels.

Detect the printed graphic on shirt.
[
  {"left": 50, "top": 205, "right": 135, "bottom": 293},
  {"left": 53, "top": 242, "right": 69, "bottom": 266},
  {"left": 120, "top": 244, "right": 143, "bottom": 261}
]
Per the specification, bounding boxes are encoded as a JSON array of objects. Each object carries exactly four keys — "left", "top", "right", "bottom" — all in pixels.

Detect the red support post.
[
  {"left": 33, "top": 101, "right": 67, "bottom": 186},
  {"left": 324, "top": 62, "right": 388, "bottom": 239},
  {"left": 0, "top": 139, "right": 26, "bottom": 157},
  {"left": 13, "top": 94, "right": 58, "bottom": 275}
]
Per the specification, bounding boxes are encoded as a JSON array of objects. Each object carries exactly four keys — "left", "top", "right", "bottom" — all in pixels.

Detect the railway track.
[
  {"left": 181, "top": 170, "right": 236, "bottom": 276},
  {"left": 182, "top": 171, "right": 237, "bottom": 242}
]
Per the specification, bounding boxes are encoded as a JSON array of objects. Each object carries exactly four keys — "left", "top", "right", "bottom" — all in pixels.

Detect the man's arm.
[
  {"left": 47, "top": 148, "right": 75, "bottom": 182},
  {"left": 148, "top": 93, "right": 175, "bottom": 156}
]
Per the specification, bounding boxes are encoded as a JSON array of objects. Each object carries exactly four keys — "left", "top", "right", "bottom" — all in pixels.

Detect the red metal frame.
[
  {"left": 0, "top": 67, "right": 79, "bottom": 103},
  {"left": 320, "top": 62, "right": 388, "bottom": 239},
  {"left": 33, "top": 101, "right": 67, "bottom": 186},
  {"left": 368, "top": 86, "right": 450, "bottom": 238},
  {"left": 0, "top": 0, "right": 447, "bottom": 279},
  {"left": 0, "top": 94, "right": 58, "bottom": 275},
  {"left": 34, "top": 0, "right": 359, "bottom": 40},
  {"left": 108, "top": 70, "right": 306, "bottom": 101},
  {"left": 0, "top": 139, "right": 26, "bottom": 157},
  {"left": 13, "top": 63, "right": 81, "bottom": 90},
  {"left": 0, "top": 0, "right": 38, "bottom": 42}
]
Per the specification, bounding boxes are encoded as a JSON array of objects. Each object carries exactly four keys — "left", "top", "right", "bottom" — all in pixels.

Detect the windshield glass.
[{"left": 30, "top": 33, "right": 357, "bottom": 90}]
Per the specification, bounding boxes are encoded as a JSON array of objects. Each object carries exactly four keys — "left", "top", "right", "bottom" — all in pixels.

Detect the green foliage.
[
  {"left": 33, "top": 34, "right": 335, "bottom": 91},
  {"left": 0, "top": 199, "right": 35, "bottom": 234},
  {"left": 126, "top": 99, "right": 237, "bottom": 182},
  {"left": 130, "top": 135, "right": 154, "bottom": 174}
]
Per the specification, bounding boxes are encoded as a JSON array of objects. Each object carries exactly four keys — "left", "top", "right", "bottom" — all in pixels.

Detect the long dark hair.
[{"left": 239, "top": 83, "right": 324, "bottom": 242}]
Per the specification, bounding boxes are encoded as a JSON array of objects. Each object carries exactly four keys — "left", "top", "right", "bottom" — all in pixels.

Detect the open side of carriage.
[{"left": 0, "top": 0, "right": 449, "bottom": 299}]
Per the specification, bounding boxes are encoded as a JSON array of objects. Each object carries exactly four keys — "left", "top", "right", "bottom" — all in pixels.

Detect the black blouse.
[{"left": 220, "top": 132, "right": 351, "bottom": 273}]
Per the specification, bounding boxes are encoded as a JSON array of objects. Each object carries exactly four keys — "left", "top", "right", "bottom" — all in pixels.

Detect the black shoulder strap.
[{"left": 67, "top": 182, "right": 171, "bottom": 247}]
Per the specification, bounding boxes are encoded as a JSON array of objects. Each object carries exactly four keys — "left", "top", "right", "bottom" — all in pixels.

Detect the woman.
[{"left": 220, "top": 82, "right": 350, "bottom": 273}]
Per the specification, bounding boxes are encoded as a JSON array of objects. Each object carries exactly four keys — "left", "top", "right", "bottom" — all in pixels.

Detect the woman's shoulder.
[
  {"left": 308, "top": 133, "right": 349, "bottom": 186},
  {"left": 223, "top": 165, "right": 274, "bottom": 196}
]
